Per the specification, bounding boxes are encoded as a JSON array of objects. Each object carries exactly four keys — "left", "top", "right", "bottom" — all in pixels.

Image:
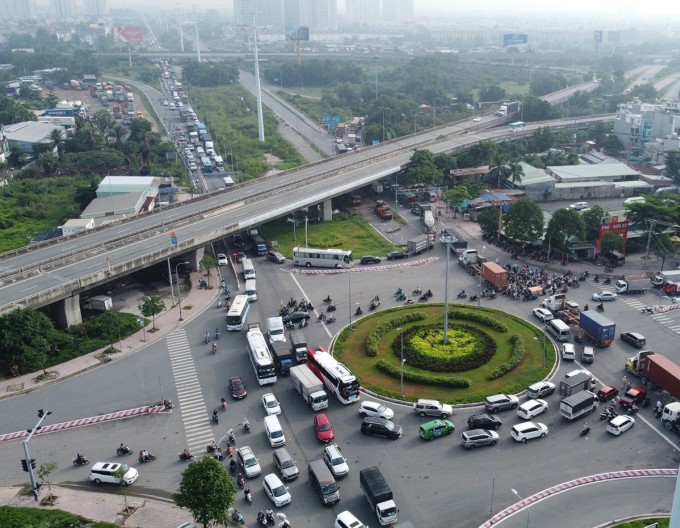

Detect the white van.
[
  {"left": 546, "top": 319, "right": 571, "bottom": 342},
  {"left": 624, "top": 196, "right": 645, "bottom": 205},
  {"left": 267, "top": 316, "right": 286, "bottom": 343},
  {"left": 90, "top": 462, "right": 138, "bottom": 485},
  {"left": 242, "top": 258, "right": 256, "bottom": 280},
  {"left": 245, "top": 279, "right": 257, "bottom": 302},
  {"left": 264, "top": 415, "right": 286, "bottom": 447}
]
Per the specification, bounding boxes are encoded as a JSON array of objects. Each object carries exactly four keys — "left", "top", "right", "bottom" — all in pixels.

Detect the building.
[
  {"left": 3, "top": 121, "right": 61, "bottom": 157},
  {"left": 51, "top": 0, "right": 76, "bottom": 18},
  {"left": 80, "top": 176, "right": 162, "bottom": 225},
  {"left": 284, "top": 0, "right": 310, "bottom": 30},
  {"left": 310, "top": 0, "right": 336, "bottom": 30},
  {"left": 381, "top": 0, "right": 413, "bottom": 23},
  {"left": 234, "top": 0, "right": 285, "bottom": 31},
  {"left": 96, "top": 175, "right": 161, "bottom": 197},
  {"left": 0, "top": 0, "right": 36, "bottom": 19},
  {"left": 547, "top": 163, "right": 640, "bottom": 183},
  {"left": 345, "top": 0, "right": 379, "bottom": 24},
  {"left": 60, "top": 218, "right": 95, "bottom": 237},
  {"left": 83, "top": 0, "right": 108, "bottom": 17},
  {"left": 0, "top": 125, "right": 9, "bottom": 164},
  {"left": 613, "top": 102, "right": 680, "bottom": 159}
]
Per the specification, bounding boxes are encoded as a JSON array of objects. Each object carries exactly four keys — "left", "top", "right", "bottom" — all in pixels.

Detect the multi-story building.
[
  {"left": 83, "top": 0, "right": 108, "bottom": 17},
  {"left": 613, "top": 102, "right": 680, "bottom": 160},
  {"left": 345, "top": 0, "right": 379, "bottom": 24},
  {"left": 51, "top": 0, "right": 77, "bottom": 18},
  {"left": 381, "top": 0, "right": 413, "bottom": 23},
  {"left": 234, "top": 0, "right": 285, "bottom": 31},
  {"left": 310, "top": 0, "right": 336, "bottom": 30},
  {"left": 1, "top": 0, "right": 36, "bottom": 20}
]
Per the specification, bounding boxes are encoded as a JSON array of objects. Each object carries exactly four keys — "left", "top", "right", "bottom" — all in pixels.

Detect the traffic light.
[
  {"left": 30, "top": 458, "right": 36, "bottom": 469},
  {"left": 21, "top": 459, "right": 28, "bottom": 472}
]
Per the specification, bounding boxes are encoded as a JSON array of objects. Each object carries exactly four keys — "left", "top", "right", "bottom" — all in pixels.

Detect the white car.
[
  {"left": 236, "top": 446, "right": 261, "bottom": 478},
  {"left": 561, "top": 343, "right": 576, "bottom": 360},
  {"left": 217, "top": 253, "right": 228, "bottom": 266},
  {"left": 335, "top": 511, "right": 367, "bottom": 528},
  {"left": 517, "top": 399, "right": 548, "bottom": 419},
  {"left": 607, "top": 415, "right": 635, "bottom": 436},
  {"left": 511, "top": 422, "right": 548, "bottom": 443},
  {"left": 323, "top": 444, "right": 349, "bottom": 478},
  {"left": 262, "top": 393, "right": 281, "bottom": 416},
  {"left": 262, "top": 473, "right": 291, "bottom": 507},
  {"left": 359, "top": 401, "right": 394, "bottom": 420},
  {"left": 593, "top": 291, "right": 617, "bottom": 302},
  {"left": 162, "top": 100, "right": 169, "bottom": 106},
  {"left": 472, "top": 116, "right": 482, "bottom": 122},
  {"left": 532, "top": 307, "right": 554, "bottom": 322},
  {"left": 569, "top": 202, "right": 590, "bottom": 210}
]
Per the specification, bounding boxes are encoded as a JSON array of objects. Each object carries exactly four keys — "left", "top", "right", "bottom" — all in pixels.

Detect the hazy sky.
[{"left": 410, "top": 0, "right": 635, "bottom": 13}]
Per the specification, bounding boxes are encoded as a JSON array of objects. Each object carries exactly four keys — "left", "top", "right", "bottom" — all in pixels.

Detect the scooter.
[
  {"left": 594, "top": 275, "right": 599, "bottom": 283},
  {"left": 326, "top": 304, "right": 336, "bottom": 312},
  {"left": 243, "top": 420, "right": 251, "bottom": 433},
  {"left": 575, "top": 333, "right": 583, "bottom": 344},
  {"left": 393, "top": 288, "right": 403, "bottom": 298},
  {"left": 73, "top": 455, "right": 90, "bottom": 466},
  {"left": 257, "top": 512, "right": 268, "bottom": 526},
  {"left": 457, "top": 291, "right": 467, "bottom": 299},
  {"left": 604, "top": 276, "right": 611, "bottom": 285},
  {"left": 469, "top": 295, "right": 479, "bottom": 302},
  {"left": 413, "top": 287, "right": 422, "bottom": 295},
  {"left": 369, "top": 301, "right": 379, "bottom": 311},
  {"left": 221, "top": 397, "right": 228, "bottom": 411},
  {"left": 317, "top": 313, "right": 326, "bottom": 322},
  {"left": 228, "top": 430, "right": 236, "bottom": 446},
  {"left": 244, "top": 487, "right": 252, "bottom": 504},
  {"left": 396, "top": 293, "right": 406, "bottom": 301},
  {"left": 325, "top": 316, "right": 336, "bottom": 324},
  {"left": 178, "top": 451, "right": 195, "bottom": 462},
  {"left": 322, "top": 296, "right": 332, "bottom": 304},
  {"left": 215, "top": 329, "right": 220, "bottom": 340},
  {"left": 117, "top": 444, "right": 133, "bottom": 456},
  {"left": 231, "top": 509, "right": 245, "bottom": 525},
  {"left": 236, "top": 474, "right": 245, "bottom": 489},
  {"left": 138, "top": 452, "right": 156, "bottom": 463},
  {"left": 580, "top": 424, "right": 590, "bottom": 436},
  {"left": 418, "top": 294, "right": 429, "bottom": 302},
  {"left": 204, "top": 333, "right": 210, "bottom": 344},
  {"left": 596, "top": 303, "right": 604, "bottom": 312},
  {"left": 355, "top": 307, "right": 363, "bottom": 316},
  {"left": 404, "top": 298, "right": 415, "bottom": 305}
]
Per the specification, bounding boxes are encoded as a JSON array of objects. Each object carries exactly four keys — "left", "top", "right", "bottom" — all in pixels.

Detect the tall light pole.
[
  {"left": 382, "top": 107, "right": 389, "bottom": 143},
  {"left": 348, "top": 270, "right": 352, "bottom": 329},
  {"left": 175, "top": 261, "right": 190, "bottom": 320},
  {"left": 443, "top": 240, "right": 451, "bottom": 344},
  {"left": 478, "top": 246, "right": 486, "bottom": 309},
  {"left": 511, "top": 488, "right": 530, "bottom": 528},
  {"left": 397, "top": 327, "right": 404, "bottom": 397},
  {"left": 23, "top": 409, "right": 52, "bottom": 500}
]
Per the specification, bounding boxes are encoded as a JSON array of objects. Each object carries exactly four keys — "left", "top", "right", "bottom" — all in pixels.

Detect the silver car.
[{"left": 273, "top": 448, "right": 299, "bottom": 481}]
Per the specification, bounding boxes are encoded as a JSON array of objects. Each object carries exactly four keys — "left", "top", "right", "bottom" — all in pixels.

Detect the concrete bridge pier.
[
  {"left": 54, "top": 294, "right": 82, "bottom": 328},
  {"left": 321, "top": 199, "right": 333, "bottom": 222},
  {"left": 188, "top": 247, "right": 204, "bottom": 275}
]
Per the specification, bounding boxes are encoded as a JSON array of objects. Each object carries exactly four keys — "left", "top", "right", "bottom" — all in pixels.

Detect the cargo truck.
[
  {"left": 652, "top": 269, "right": 680, "bottom": 288},
  {"left": 559, "top": 371, "right": 593, "bottom": 396},
  {"left": 269, "top": 340, "right": 294, "bottom": 376},
  {"left": 542, "top": 294, "right": 580, "bottom": 325},
  {"left": 422, "top": 210, "right": 435, "bottom": 233},
  {"left": 267, "top": 316, "right": 285, "bottom": 343},
  {"left": 82, "top": 295, "right": 112, "bottom": 311},
  {"left": 407, "top": 235, "right": 433, "bottom": 255},
  {"left": 290, "top": 364, "right": 328, "bottom": 410},
  {"left": 615, "top": 275, "right": 650, "bottom": 294},
  {"left": 560, "top": 391, "right": 598, "bottom": 421},
  {"left": 289, "top": 330, "right": 308, "bottom": 362},
  {"left": 371, "top": 181, "right": 384, "bottom": 194},
  {"left": 359, "top": 467, "right": 399, "bottom": 526},
  {"left": 458, "top": 249, "right": 484, "bottom": 275},
  {"left": 579, "top": 310, "right": 616, "bottom": 347},
  {"left": 481, "top": 261, "right": 508, "bottom": 290},
  {"left": 625, "top": 351, "right": 680, "bottom": 400},
  {"left": 661, "top": 402, "right": 680, "bottom": 433}
]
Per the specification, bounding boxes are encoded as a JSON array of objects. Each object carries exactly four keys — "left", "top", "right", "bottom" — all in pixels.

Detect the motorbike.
[
  {"left": 73, "top": 455, "right": 89, "bottom": 466},
  {"left": 207, "top": 442, "right": 220, "bottom": 453},
  {"left": 404, "top": 298, "right": 415, "bottom": 305},
  {"left": 258, "top": 511, "right": 268, "bottom": 526},
  {"left": 326, "top": 304, "right": 336, "bottom": 312},
  {"left": 641, "top": 306, "right": 654, "bottom": 314},
  {"left": 596, "top": 303, "right": 604, "bottom": 312},
  {"left": 217, "top": 299, "right": 222, "bottom": 308},
  {"left": 211, "top": 343, "right": 217, "bottom": 354},
  {"left": 355, "top": 307, "right": 363, "bottom": 316},
  {"left": 215, "top": 329, "right": 220, "bottom": 340},
  {"left": 287, "top": 297, "right": 297, "bottom": 308},
  {"left": 600, "top": 409, "right": 616, "bottom": 421},
  {"left": 117, "top": 444, "right": 133, "bottom": 456},
  {"left": 654, "top": 407, "right": 663, "bottom": 419},
  {"left": 317, "top": 313, "right": 326, "bottom": 322},
  {"left": 265, "top": 510, "right": 276, "bottom": 525},
  {"left": 138, "top": 452, "right": 156, "bottom": 463},
  {"left": 236, "top": 473, "right": 245, "bottom": 489},
  {"left": 229, "top": 460, "right": 237, "bottom": 476},
  {"left": 279, "top": 306, "right": 289, "bottom": 317},
  {"left": 212, "top": 411, "right": 219, "bottom": 425},
  {"left": 425, "top": 290, "right": 433, "bottom": 298},
  {"left": 603, "top": 276, "right": 611, "bottom": 285},
  {"left": 418, "top": 294, "right": 429, "bottom": 302},
  {"left": 299, "top": 319, "right": 308, "bottom": 329},
  {"left": 594, "top": 274, "right": 599, "bottom": 283},
  {"left": 244, "top": 487, "right": 252, "bottom": 504},
  {"left": 228, "top": 430, "right": 237, "bottom": 446},
  {"left": 231, "top": 509, "right": 245, "bottom": 525},
  {"left": 178, "top": 451, "right": 195, "bottom": 462},
  {"left": 393, "top": 288, "right": 403, "bottom": 298},
  {"left": 396, "top": 293, "right": 406, "bottom": 301},
  {"left": 575, "top": 333, "right": 583, "bottom": 344},
  {"left": 457, "top": 291, "right": 467, "bottom": 299},
  {"left": 204, "top": 333, "right": 209, "bottom": 344},
  {"left": 469, "top": 295, "right": 479, "bottom": 302},
  {"left": 322, "top": 296, "right": 332, "bottom": 304},
  {"left": 163, "top": 399, "right": 174, "bottom": 410},
  {"left": 413, "top": 287, "right": 422, "bottom": 295},
  {"left": 580, "top": 424, "right": 591, "bottom": 436},
  {"left": 221, "top": 397, "right": 228, "bottom": 411},
  {"left": 243, "top": 420, "right": 251, "bottom": 433},
  {"left": 369, "top": 301, "right": 379, "bottom": 311},
  {"left": 325, "top": 316, "right": 336, "bottom": 324}
]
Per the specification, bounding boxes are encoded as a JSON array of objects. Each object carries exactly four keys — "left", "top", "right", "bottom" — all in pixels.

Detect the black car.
[
  {"left": 360, "top": 255, "right": 382, "bottom": 265},
  {"left": 386, "top": 251, "right": 408, "bottom": 261},
  {"left": 466, "top": 413, "right": 502, "bottom": 430},
  {"left": 360, "top": 417, "right": 402, "bottom": 439},
  {"left": 282, "top": 311, "right": 310, "bottom": 325},
  {"left": 232, "top": 235, "right": 245, "bottom": 250}
]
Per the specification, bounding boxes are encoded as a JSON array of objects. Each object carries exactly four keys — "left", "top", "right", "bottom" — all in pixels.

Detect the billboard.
[
  {"left": 594, "top": 30, "right": 603, "bottom": 43},
  {"left": 503, "top": 33, "right": 528, "bottom": 47},
  {"left": 113, "top": 27, "right": 143, "bottom": 43},
  {"left": 286, "top": 26, "right": 309, "bottom": 41}
]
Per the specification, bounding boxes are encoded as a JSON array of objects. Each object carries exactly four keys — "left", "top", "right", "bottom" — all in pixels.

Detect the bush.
[
  {"left": 365, "top": 312, "right": 427, "bottom": 357},
  {"left": 448, "top": 309, "right": 508, "bottom": 332},
  {"left": 375, "top": 359, "right": 470, "bottom": 388},
  {"left": 487, "top": 334, "right": 525, "bottom": 380}
]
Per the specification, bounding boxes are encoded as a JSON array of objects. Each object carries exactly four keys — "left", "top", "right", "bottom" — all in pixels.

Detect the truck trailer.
[
  {"left": 559, "top": 391, "right": 597, "bottom": 421},
  {"left": 359, "top": 467, "right": 399, "bottom": 526},
  {"left": 481, "top": 261, "right": 508, "bottom": 290},
  {"left": 579, "top": 310, "right": 616, "bottom": 347},
  {"left": 626, "top": 351, "right": 680, "bottom": 400},
  {"left": 290, "top": 364, "right": 328, "bottom": 410},
  {"left": 407, "top": 234, "right": 433, "bottom": 255}
]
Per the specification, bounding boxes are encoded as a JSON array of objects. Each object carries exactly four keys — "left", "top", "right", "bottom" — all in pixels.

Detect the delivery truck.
[
  {"left": 615, "top": 275, "right": 650, "bottom": 294},
  {"left": 481, "top": 261, "right": 508, "bottom": 290},
  {"left": 82, "top": 295, "right": 112, "bottom": 311},
  {"left": 559, "top": 371, "right": 593, "bottom": 396},
  {"left": 579, "top": 310, "right": 616, "bottom": 347},
  {"left": 407, "top": 234, "right": 433, "bottom": 255},
  {"left": 288, "top": 330, "right": 308, "bottom": 362},
  {"left": 290, "top": 364, "right": 328, "bottom": 410},
  {"left": 359, "top": 467, "right": 399, "bottom": 526},
  {"left": 559, "top": 391, "right": 598, "bottom": 421},
  {"left": 269, "top": 340, "right": 294, "bottom": 376}
]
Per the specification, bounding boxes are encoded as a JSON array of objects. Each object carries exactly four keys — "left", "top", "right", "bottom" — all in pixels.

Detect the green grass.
[
  {"left": 611, "top": 520, "right": 669, "bottom": 528},
  {"left": 0, "top": 506, "right": 119, "bottom": 528},
  {"left": 335, "top": 305, "right": 555, "bottom": 404},
  {"left": 259, "top": 212, "right": 397, "bottom": 258},
  {"left": 499, "top": 81, "right": 528, "bottom": 97}
]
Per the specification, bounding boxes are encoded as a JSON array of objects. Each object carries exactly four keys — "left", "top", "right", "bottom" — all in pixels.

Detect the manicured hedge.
[
  {"left": 375, "top": 359, "right": 471, "bottom": 388},
  {"left": 487, "top": 334, "right": 525, "bottom": 380},
  {"left": 448, "top": 309, "right": 508, "bottom": 333},
  {"left": 365, "top": 312, "right": 427, "bottom": 357}
]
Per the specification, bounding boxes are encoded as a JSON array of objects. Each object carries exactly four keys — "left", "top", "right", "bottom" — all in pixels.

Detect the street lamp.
[
  {"left": 511, "top": 488, "right": 530, "bottom": 528},
  {"left": 382, "top": 107, "right": 390, "bottom": 143},
  {"left": 478, "top": 246, "right": 487, "bottom": 309},
  {"left": 23, "top": 409, "right": 52, "bottom": 501},
  {"left": 175, "top": 261, "right": 190, "bottom": 320},
  {"left": 397, "top": 327, "right": 404, "bottom": 397}
]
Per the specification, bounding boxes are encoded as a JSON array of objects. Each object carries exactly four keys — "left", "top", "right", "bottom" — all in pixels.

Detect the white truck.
[
  {"left": 360, "top": 466, "right": 398, "bottom": 526},
  {"left": 652, "top": 269, "right": 680, "bottom": 288},
  {"left": 267, "top": 316, "right": 286, "bottom": 343},
  {"left": 422, "top": 210, "right": 435, "bottom": 233},
  {"left": 559, "top": 391, "right": 598, "bottom": 421},
  {"left": 82, "top": 295, "right": 112, "bottom": 311},
  {"left": 290, "top": 364, "right": 328, "bottom": 410},
  {"left": 615, "top": 275, "right": 650, "bottom": 294}
]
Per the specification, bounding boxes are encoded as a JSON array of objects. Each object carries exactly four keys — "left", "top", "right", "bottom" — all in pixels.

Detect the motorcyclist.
[
  {"left": 265, "top": 509, "right": 275, "bottom": 523},
  {"left": 243, "top": 418, "right": 250, "bottom": 432},
  {"left": 76, "top": 453, "right": 85, "bottom": 464},
  {"left": 215, "top": 328, "right": 220, "bottom": 339},
  {"left": 426, "top": 289, "right": 432, "bottom": 297},
  {"left": 257, "top": 511, "right": 266, "bottom": 524},
  {"left": 244, "top": 486, "right": 252, "bottom": 502},
  {"left": 182, "top": 449, "right": 191, "bottom": 460},
  {"left": 204, "top": 331, "right": 209, "bottom": 342},
  {"left": 229, "top": 459, "right": 237, "bottom": 474},
  {"left": 212, "top": 342, "right": 217, "bottom": 353},
  {"left": 236, "top": 473, "right": 244, "bottom": 487}
]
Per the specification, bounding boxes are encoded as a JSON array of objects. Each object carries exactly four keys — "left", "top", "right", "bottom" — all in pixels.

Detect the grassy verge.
[
  {"left": 0, "top": 505, "right": 118, "bottom": 528},
  {"left": 611, "top": 520, "right": 668, "bottom": 528}
]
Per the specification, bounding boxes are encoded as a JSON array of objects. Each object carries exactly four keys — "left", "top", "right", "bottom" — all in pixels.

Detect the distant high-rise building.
[
  {"left": 381, "top": 0, "right": 413, "bottom": 23},
  {"left": 284, "top": 0, "right": 310, "bottom": 32},
  {"left": 83, "top": 0, "right": 108, "bottom": 17},
  {"left": 310, "top": 0, "right": 336, "bottom": 30},
  {"left": 345, "top": 0, "right": 379, "bottom": 24},
  {"left": 1, "top": 0, "right": 37, "bottom": 20},
  {"left": 52, "top": 0, "right": 77, "bottom": 18},
  {"left": 234, "top": 0, "right": 285, "bottom": 31}
]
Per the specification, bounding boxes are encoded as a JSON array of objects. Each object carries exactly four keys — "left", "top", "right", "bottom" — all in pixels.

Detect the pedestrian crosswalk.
[{"left": 167, "top": 329, "right": 214, "bottom": 453}]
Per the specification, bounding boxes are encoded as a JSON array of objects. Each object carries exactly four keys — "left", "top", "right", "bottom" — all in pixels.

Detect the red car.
[
  {"left": 314, "top": 413, "right": 334, "bottom": 444},
  {"left": 619, "top": 386, "right": 648, "bottom": 409},
  {"left": 596, "top": 385, "right": 619, "bottom": 402},
  {"left": 228, "top": 376, "right": 247, "bottom": 400}
]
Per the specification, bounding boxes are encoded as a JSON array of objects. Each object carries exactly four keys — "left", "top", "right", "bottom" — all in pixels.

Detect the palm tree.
[
  {"left": 48, "top": 128, "right": 65, "bottom": 160},
  {"left": 38, "top": 151, "right": 59, "bottom": 177},
  {"left": 111, "top": 125, "right": 126, "bottom": 149},
  {"left": 508, "top": 162, "right": 524, "bottom": 186}
]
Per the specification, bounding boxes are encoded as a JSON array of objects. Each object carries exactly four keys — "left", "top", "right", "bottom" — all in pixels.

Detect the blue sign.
[
  {"left": 171, "top": 231, "right": 177, "bottom": 247},
  {"left": 503, "top": 33, "right": 528, "bottom": 47},
  {"left": 332, "top": 116, "right": 341, "bottom": 122}
]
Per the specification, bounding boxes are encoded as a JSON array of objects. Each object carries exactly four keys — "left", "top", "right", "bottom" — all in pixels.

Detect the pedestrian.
[{"left": 621, "top": 375, "right": 629, "bottom": 390}]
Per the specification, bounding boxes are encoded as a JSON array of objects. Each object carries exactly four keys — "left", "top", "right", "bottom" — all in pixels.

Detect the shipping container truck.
[
  {"left": 407, "top": 235, "right": 433, "bottom": 255},
  {"left": 625, "top": 351, "right": 680, "bottom": 400},
  {"left": 560, "top": 391, "right": 597, "bottom": 421},
  {"left": 481, "top": 261, "right": 508, "bottom": 290},
  {"left": 289, "top": 331, "right": 308, "bottom": 362},
  {"left": 615, "top": 275, "right": 650, "bottom": 294},
  {"left": 458, "top": 249, "right": 484, "bottom": 275},
  {"left": 559, "top": 371, "right": 593, "bottom": 396},
  {"left": 290, "top": 364, "right": 328, "bottom": 410},
  {"left": 579, "top": 310, "right": 616, "bottom": 347},
  {"left": 269, "top": 340, "right": 294, "bottom": 376},
  {"left": 359, "top": 467, "right": 398, "bottom": 526}
]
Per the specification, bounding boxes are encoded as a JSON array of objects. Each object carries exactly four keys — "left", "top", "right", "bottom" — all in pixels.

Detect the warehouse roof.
[
  {"left": 3, "top": 121, "right": 59, "bottom": 143},
  {"left": 547, "top": 163, "right": 640, "bottom": 182}
]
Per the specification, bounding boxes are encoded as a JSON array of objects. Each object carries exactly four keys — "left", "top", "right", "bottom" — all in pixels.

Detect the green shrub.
[
  {"left": 365, "top": 312, "right": 427, "bottom": 357},
  {"left": 487, "top": 334, "right": 525, "bottom": 380},
  {"left": 448, "top": 310, "right": 508, "bottom": 332},
  {"left": 375, "top": 359, "right": 471, "bottom": 388}
]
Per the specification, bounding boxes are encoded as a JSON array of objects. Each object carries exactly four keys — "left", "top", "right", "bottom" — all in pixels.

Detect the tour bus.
[
  {"left": 226, "top": 295, "right": 250, "bottom": 331},
  {"left": 223, "top": 176, "right": 234, "bottom": 187},
  {"left": 307, "top": 346, "right": 360, "bottom": 404},
  {"left": 292, "top": 247, "right": 353, "bottom": 268},
  {"left": 246, "top": 323, "right": 276, "bottom": 385},
  {"left": 215, "top": 156, "right": 225, "bottom": 170},
  {"left": 242, "top": 258, "right": 256, "bottom": 280},
  {"left": 245, "top": 279, "right": 257, "bottom": 302},
  {"left": 509, "top": 121, "right": 526, "bottom": 131},
  {"left": 200, "top": 156, "right": 213, "bottom": 173}
]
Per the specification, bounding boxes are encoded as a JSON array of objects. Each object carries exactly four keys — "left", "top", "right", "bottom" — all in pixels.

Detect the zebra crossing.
[{"left": 167, "top": 329, "right": 215, "bottom": 453}]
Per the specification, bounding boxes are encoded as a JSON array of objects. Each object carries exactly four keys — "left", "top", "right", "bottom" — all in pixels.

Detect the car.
[
  {"left": 597, "top": 385, "right": 619, "bottom": 401},
  {"left": 335, "top": 511, "right": 367, "bottom": 528},
  {"left": 592, "top": 291, "right": 617, "bottom": 302},
  {"left": 561, "top": 343, "right": 576, "bottom": 360},
  {"left": 484, "top": 394, "right": 519, "bottom": 413},
  {"left": 314, "top": 413, "right": 334, "bottom": 443},
  {"left": 466, "top": 413, "right": 502, "bottom": 430},
  {"left": 360, "top": 417, "right": 403, "bottom": 439},
  {"left": 262, "top": 393, "right": 281, "bottom": 416},
  {"left": 262, "top": 473, "right": 291, "bottom": 507},
  {"left": 411, "top": 205, "right": 422, "bottom": 215},
  {"left": 282, "top": 311, "right": 310, "bottom": 325},
  {"left": 419, "top": 419, "right": 455, "bottom": 440},
  {"left": 232, "top": 235, "right": 245, "bottom": 250},
  {"left": 359, "top": 401, "right": 394, "bottom": 420},
  {"left": 236, "top": 446, "right": 261, "bottom": 478},
  {"left": 217, "top": 253, "right": 228, "bottom": 266},
  {"left": 607, "top": 415, "right": 635, "bottom": 436},
  {"left": 162, "top": 100, "right": 169, "bottom": 106},
  {"left": 511, "top": 422, "right": 548, "bottom": 443},
  {"left": 620, "top": 332, "right": 646, "bottom": 348},
  {"left": 266, "top": 251, "right": 286, "bottom": 264},
  {"left": 526, "top": 381, "right": 556, "bottom": 399},
  {"left": 517, "top": 399, "right": 548, "bottom": 420},
  {"left": 273, "top": 447, "right": 299, "bottom": 481},
  {"left": 461, "top": 429, "right": 499, "bottom": 449},
  {"left": 472, "top": 116, "right": 482, "bottom": 122},
  {"left": 532, "top": 307, "right": 554, "bottom": 322},
  {"left": 569, "top": 201, "right": 590, "bottom": 210},
  {"left": 386, "top": 251, "right": 408, "bottom": 260},
  {"left": 90, "top": 462, "right": 138, "bottom": 485},
  {"left": 619, "top": 386, "right": 648, "bottom": 409},
  {"left": 413, "top": 399, "right": 453, "bottom": 418},
  {"left": 360, "top": 255, "right": 382, "bottom": 265},
  {"left": 323, "top": 444, "right": 349, "bottom": 477},
  {"left": 228, "top": 376, "right": 247, "bottom": 399}
]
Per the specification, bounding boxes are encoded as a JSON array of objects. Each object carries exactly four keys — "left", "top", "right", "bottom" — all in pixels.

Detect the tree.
[
  {"left": 581, "top": 205, "right": 609, "bottom": 240},
  {"left": 48, "top": 128, "right": 65, "bottom": 160},
  {"left": 444, "top": 186, "right": 471, "bottom": 218},
  {"left": 37, "top": 151, "right": 59, "bottom": 177},
  {"left": 199, "top": 255, "right": 218, "bottom": 287},
  {"left": 503, "top": 198, "right": 544, "bottom": 248},
  {"left": 140, "top": 295, "right": 165, "bottom": 331},
  {"left": 665, "top": 151, "right": 680, "bottom": 185},
  {"left": 600, "top": 231, "right": 624, "bottom": 258},
  {"left": 173, "top": 455, "right": 236, "bottom": 528},
  {"left": 477, "top": 207, "right": 500, "bottom": 238},
  {"left": 91, "top": 110, "right": 115, "bottom": 133},
  {"left": 401, "top": 149, "right": 442, "bottom": 184},
  {"left": 0, "top": 308, "right": 57, "bottom": 375},
  {"left": 507, "top": 161, "right": 524, "bottom": 186},
  {"left": 37, "top": 461, "right": 58, "bottom": 502},
  {"left": 113, "top": 466, "right": 132, "bottom": 512},
  {"left": 545, "top": 209, "right": 585, "bottom": 251}
]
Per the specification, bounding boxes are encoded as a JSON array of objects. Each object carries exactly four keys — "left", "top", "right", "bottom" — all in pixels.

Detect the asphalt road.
[{"left": 2, "top": 201, "right": 678, "bottom": 527}]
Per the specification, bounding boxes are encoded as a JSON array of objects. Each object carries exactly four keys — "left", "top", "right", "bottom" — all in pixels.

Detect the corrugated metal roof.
[{"left": 548, "top": 162, "right": 640, "bottom": 181}]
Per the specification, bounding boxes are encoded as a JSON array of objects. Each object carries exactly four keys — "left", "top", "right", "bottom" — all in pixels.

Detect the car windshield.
[
  {"left": 318, "top": 423, "right": 331, "bottom": 431},
  {"left": 272, "top": 484, "right": 286, "bottom": 497},
  {"left": 231, "top": 380, "right": 243, "bottom": 390},
  {"left": 331, "top": 457, "right": 344, "bottom": 466},
  {"left": 384, "top": 421, "right": 395, "bottom": 430},
  {"left": 244, "top": 457, "right": 257, "bottom": 467},
  {"left": 281, "top": 459, "right": 294, "bottom": 469},
  {"left": 375, "top": 405, "right": 387, "bottom": 413},
  {"left": 266, "top": 400, "right": 278, "bottom": 408},
  {"left": 321, "top": 482, "right": 337, "bottom": 494}
]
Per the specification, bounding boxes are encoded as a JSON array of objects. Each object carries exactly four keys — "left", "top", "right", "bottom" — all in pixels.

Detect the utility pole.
[
  {"left": 178, "top": 4, "right": 184, "bottom": 52},
  {"left": 252, "top": 13, "right": 265, "bottom": 143},
  {"left": 193, "top": 5, "right": 200, "bottom": 62},
  {"left": 22, "top": 409, "right": 52, "bottom": 501}
]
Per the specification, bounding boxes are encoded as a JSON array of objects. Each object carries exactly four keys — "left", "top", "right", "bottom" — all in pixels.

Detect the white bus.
[
  {"left": 307, "top": 346, "right": 360, "bottom": 404},
  {"left": 292, "top": 247, "right": 353, "bottom": 269},
  {"left": 246, "top": 324, "right": 277, "bottom": 385},
  {"left": 226, "top": 295, "right": 251, "bottom": 331},
  {"left": 245, "top": 279, "right": 257, "bottom": 302},
  {"left": 242, "top": 258, "right": 256, "bottom": 280},
  {"left": 509, "top": 121, "right": 526, "bottom": 131},
  {"left": 222, "top": 175, "right": 234, "bottom": 187}
]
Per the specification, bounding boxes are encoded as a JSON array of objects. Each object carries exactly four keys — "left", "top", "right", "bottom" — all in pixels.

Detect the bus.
[
  {"left": 200, "top": 156, "right": 213, "bottom": 173},
  {"left": 226, "top": 295, "right": 250, "bottom": 331},
  {"left": 292, "top": 247, "right": 353, "bottom": 268},
  {"left": 508, "top": 121, "right": 526, "bottom": 131},
  {"left": 307, "top": 347, "right": 360, "bottom": 404},
  {"left": 246, "top": 323, "right": 277, "bottom": 385}
]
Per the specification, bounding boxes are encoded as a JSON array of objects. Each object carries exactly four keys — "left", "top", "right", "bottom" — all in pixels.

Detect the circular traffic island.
[{"left": 333, "top": 304, "right": 555, "bottom": 404}]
